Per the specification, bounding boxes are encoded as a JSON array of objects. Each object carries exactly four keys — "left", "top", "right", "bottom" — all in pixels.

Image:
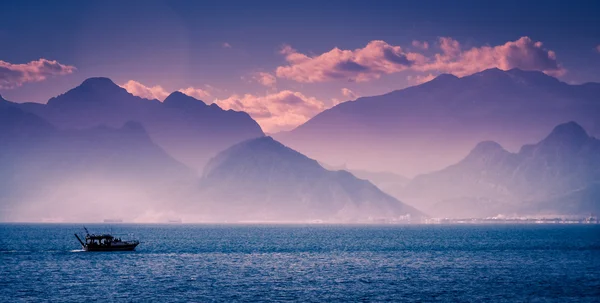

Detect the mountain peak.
[
  {"left": 203, "top": 135, "right": 315, "bottom": 178},
  {"left": 56, "top": 77, "right": 122, "bottom": 99},
  {"left": 163, "top": 91, "right": 197, "bottom": 103},
  {"left": 47, "top": 77, "right": 139, "bottom": 107},
  {"left": 471, "top": 67, "right": 508, "bottom": 78},
  {"left": 163, "top": 91, "right": 208, "bottom": 109},
  {"left": 544, "top": 121, "right": 589, "bottom": 144},
  {"left": 463, "top": 141, "right": 510, "bottom": 164},
  {"left": 429, "top": 73, "right": 459, "bottom": 83},
  {"left": 164, "top": 91, "right": 188, "bottom": 100},
  {"left": 470, "top": 140, "right": 506, "bottom": 154},
  {"left": 228, "top": 136, "right": 284, "bottom": 154},
  {"left": 461, "top": 67, "right": 563, "bottom": 89},
  {"left": 436, "top": 73, "right": 459, "bottom": 80},
  {"left": 122, "top": 120, "right": 146, "bottom": 132},
  {"left": 79, "top": 77, "right": 120, "bottom": 90}
]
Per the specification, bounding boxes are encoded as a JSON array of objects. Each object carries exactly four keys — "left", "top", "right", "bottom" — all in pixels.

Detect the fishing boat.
[{"left": 74, "top": 227, "right": 139, "bottom": 251}]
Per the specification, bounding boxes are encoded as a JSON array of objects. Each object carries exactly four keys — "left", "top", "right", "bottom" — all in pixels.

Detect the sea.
[{"left": 1, "top": 224, "right": 599, "bottom": 302}]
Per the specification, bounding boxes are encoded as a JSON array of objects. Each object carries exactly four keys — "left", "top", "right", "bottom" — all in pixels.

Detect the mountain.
[
  {"left": 275, "top": 68, "right": 600, "bottom": 177},
  {"left": 400, "top": 122, "right": 600, "bottom": 218},
  {"left": 189, "top": 137, "right": 424, "bottom": 223},
  {"left": 347, "top": 170, "right": 411, "bottom": 198},
  {"left": 16, "top": 78, "right": 264, "bottom": 172},
  {"left": 0, "top": 104, "right": 194, "bottom": 222},
  {"left": 318, "top": 162, "right": 411, "bottom": 199}
]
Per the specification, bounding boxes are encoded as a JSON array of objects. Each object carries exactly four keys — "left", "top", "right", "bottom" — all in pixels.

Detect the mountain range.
[
  {"left": 0, "top": 101, "right": 193, "bottom": 222},
  {"left": 2, "top": 68, "right": 600, "bottom": 222},
  {"left": 275, "top": 68, "right": 600, "bottom": 177},
  {"left": 399, "top": 122, "right": 600, "bottom": 218},
  {"left": 1, "top": 92, "right": 425, "bottom": 222},
  {"left": 14, "top": 78, "right": 264, "bottom": 172}
]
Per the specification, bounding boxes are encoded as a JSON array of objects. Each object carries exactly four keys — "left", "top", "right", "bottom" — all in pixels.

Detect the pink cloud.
[
  {"left": 596, "top": 45, "right": 600, "bottom": 53},
  {"left": 0, "top": 58, "right": 76, "bottom": 89},
  {"left": 411, "top": 40, "right": 429, "bottom": 50},
  {"left": 121, "top": 80, "right": 169, "bottom": 100},
  {"left": 420, "top": 36, "right": 565, "bottom": 77},
  {"left": 438, "top": 37, "right": 461, "bottom": 57},
  {"left": 251, "top": 72, "right": 277, "bottom": 87},
  {"left": 215, "top": 90, "right": 325, "bottom": 133},
  {"left": 275, "top": 41, "right": 424, "bottom": 83},
  {"left": 222, "top": 42, "right": 232, "bottom": 48},
  {"left": 275, "top": 37, "right": 565, "bottom": 83}
]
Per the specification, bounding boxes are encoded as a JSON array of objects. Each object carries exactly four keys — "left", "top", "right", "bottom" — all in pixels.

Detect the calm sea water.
[{"left": 1, "top": 224, "right": 599, "bottom": 302}]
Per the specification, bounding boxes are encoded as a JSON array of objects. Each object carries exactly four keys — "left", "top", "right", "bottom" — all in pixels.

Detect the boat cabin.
[{"left": 85, "top": 234, "right": 123, "bottom": 246}]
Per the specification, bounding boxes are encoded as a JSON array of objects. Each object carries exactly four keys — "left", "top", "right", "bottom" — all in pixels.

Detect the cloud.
[
  {"left": 596, "top": 45, "right": 600, "bottom": 53},
  {"left": 438, "top": 37, "right": 461, "bottom": 57},
  {"left": 275, "top": 37, "right": 565, "bottom": 83},
  {"left": 420, "top": 36, "right": 565, "bottom": 77},
  {"left": 341, "top": 88, "right": 358, "bottom": 99},
  {"left": 250, "top": 72, "right": 277, "bottom": 87},
  {"left": 411, "top": 40, "right": 429, "bottom": 50},
  {"left": 215, "top": 90, "right": 325, "bottom": 133},
  {"left": 121, "top": 80, "right": 169, "bottom": 100},
  {"left": 178, "top": 87, "right": 211, "bottom": 100},
  {"left": 122, "top": 80, "right": 210, "bottom": 101},
  {"left": 275, "top": 41, "right": 424, "bottom": 83},
  {"left": 0, "top": 58, "right": 76, "bottom": 89},
  {"left": 222, "top": 42, "right": 232, "bottom": 48}
]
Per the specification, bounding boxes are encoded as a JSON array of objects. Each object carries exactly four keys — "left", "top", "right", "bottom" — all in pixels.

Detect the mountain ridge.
[
  {"left": 399, "top": 121, "right": 600, "bottom": 217},
  {"left": 276, "top": 68, "right": 600, "bottom": 176},
  {"left": 12, "top": 77, "right": 264, "bottom": 172}
]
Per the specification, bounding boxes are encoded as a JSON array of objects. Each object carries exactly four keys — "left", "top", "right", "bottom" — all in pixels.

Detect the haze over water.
[{"left": 1, "top": 224, "right": 599, "bottom": 302}]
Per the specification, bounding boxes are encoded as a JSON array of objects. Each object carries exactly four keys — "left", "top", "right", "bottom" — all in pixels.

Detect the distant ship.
[{"left": 74, "top": 227, "right": 139, "bottom": 251}]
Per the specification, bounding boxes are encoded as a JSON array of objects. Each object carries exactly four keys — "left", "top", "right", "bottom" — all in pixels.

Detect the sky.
[{"left": 1, "top": 0, "right": 600, "bottom": 133}]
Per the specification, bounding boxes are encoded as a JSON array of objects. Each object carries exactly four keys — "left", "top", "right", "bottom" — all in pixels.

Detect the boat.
[{"left": 74, "top": 227, "right": 139, "bottom": 251}]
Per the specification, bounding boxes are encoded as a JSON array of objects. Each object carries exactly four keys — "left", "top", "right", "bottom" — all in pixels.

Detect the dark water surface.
[{"left": 1, "top": 224, "right": 599, "bottom": 302}]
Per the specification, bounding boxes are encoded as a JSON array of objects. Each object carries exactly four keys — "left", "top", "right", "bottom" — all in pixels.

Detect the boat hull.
[{"left": 83, "top": 243, "right": 139, "bottom": 252}]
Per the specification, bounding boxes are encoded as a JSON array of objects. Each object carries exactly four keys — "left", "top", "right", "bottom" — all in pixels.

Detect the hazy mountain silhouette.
[
  {"left": 16, "top": 78, "right": 264, "bottom": 172},
  {"left": 318, "top": 162, "right": 411, "bottom": 199},
  {"left": 400, "top": 122, "right": 600, "bottom": 218},
  {"left": 275, "top": 68, "right": 600, "bottom": 176},
  {"left": 190, "top": 137, "right": 424, "bottom": 223},
  {"left": 345, "top": 170, "right": 411, "bottom": 199},
  {"left": 0, "top": 104, "right": 194, "bottom": 222}
]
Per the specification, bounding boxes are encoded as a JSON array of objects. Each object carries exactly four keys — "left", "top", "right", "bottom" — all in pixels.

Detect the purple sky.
[{"left": 1, "top": 0, "right": 599, "bottom": 133}]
